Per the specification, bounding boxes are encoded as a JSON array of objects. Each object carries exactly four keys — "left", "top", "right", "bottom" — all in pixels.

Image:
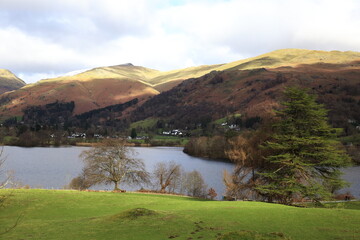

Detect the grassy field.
[
  {"left": 129, "top": 135, "right": 189, "bottom": 146},
  {"left": 1, "top": 190, "right": 360, "bottom": 240}
]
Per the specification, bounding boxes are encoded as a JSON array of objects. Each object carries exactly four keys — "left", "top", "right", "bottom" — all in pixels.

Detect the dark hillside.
[{"left": 131, "top": 62, "right": 360, "bottom": 134}]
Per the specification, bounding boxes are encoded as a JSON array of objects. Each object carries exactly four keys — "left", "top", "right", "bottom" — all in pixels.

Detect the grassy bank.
[
  {"left": 1, "top": 189, "right": 360, "bottom": 240},
  {"left": 1, "top": 134, "right": 189, "bottom": 148}
]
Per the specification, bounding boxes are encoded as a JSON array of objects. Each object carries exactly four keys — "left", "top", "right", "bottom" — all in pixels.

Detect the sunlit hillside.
[
  {"left": 0, "top": 49, "right": 359, "bottom": 120},
  {"left": 218, "top": 48, "right": 360, "bottom": 71},
  {"left": 0, "top": 63, "right": 224, "bottom": 118},
  {"left": 0, "top": 69, "right": 26, "bottom": 94}
]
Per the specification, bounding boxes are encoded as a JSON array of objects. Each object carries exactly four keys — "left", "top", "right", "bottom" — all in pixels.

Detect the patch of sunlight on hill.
[
  {"left": 22, "top": 48, "right": 360, "bottom": 90},
  {"left": 150, "top": 64, "right": 224, "bottom": 85},
  {"left": 0, "top": 69, "right": 26, "bottom": 86},
  {"left": 217, "top": 48, "right": 360, "bottom": 71},
  {"left": 36, "top": 64, "right": 225, "bottom": 87}
]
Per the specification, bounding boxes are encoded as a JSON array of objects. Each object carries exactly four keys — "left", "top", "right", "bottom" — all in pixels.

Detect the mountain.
[
  {"left": 217, "top": 48, "right": 360, "bottom": 71},
  {"left": 0, "top": 69, "right": 26, "bottom": 94},
  {"left": 0, "top": 63, "right": 222, "bottom": 119},
  {"left": 131, "top": 49, "right": 360, "bottom": 134},
  {"left": 1, "top": 48, "right": 360, "bottom": 133}
]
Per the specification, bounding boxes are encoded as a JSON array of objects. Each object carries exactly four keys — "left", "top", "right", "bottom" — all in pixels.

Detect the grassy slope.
[
  {"left": 1, "top": 48, "right": 360, "bottom": 120},
  {"left": 1, "top": 190, "right": 360, "bottom": 240},
  {"left": 217, "top": 48, "right": 360, "bottom": 71},
  {"left": 0, "top": 64, "right": 223, "bottom": 119},
  {"left": 0, "top": 69, "right": 26, "bottom": 94}
]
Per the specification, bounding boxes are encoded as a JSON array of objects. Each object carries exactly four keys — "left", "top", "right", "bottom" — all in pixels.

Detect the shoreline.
[{"left": 0, "top": 141, "right": 185, "bottom": 148}]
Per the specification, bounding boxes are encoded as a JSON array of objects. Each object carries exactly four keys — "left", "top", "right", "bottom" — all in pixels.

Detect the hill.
[
  {"left": 0, "top": 63, "right": 223, "bottom": 119},
  {"left": 1, "top": 189, "right": 359, "bottom": 239},
  {"left": 0, "top": 69, "right": 26, "bottom": 94},
  {"left": 131, "top": 49, "right": 360, "bottom": 134},
  {"left": 1, "top": 49, "right": 360, "bottom": 135},
  {"left": 217, "top": 48, "right": 360, "bottom": 71}
]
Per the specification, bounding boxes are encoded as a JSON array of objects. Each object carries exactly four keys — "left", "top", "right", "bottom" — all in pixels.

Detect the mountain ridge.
[
  {"left": 0, "top": 69, "right": 26, "bottom": 94},
  {"left": 1, "top": 48, "right": 360, "bottom": 122}
]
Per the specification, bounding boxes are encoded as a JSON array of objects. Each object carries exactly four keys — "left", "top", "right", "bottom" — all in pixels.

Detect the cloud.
[
  {"left": 0, "top": 27, "right": 85, "bottom": 72},
  {"left": 0, "top": 0, "right": 360, "bottom": 83},
  {"left": 291, "top": 0, "right": 360, "bottom": 50}
]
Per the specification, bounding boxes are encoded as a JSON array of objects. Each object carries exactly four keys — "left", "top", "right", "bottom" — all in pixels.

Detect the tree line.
[{"left": 0, "top": 99, "right": 139, "bottom": 146}]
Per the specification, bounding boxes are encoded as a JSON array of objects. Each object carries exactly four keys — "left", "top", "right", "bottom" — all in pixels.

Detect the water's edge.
[{"left": 2, "top": 146, "right": 359, "bottom": 199}]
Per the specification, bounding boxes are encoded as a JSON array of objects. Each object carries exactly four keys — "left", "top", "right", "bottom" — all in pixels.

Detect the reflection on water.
[{"left": 2, "top": 146, "right": 359, "bottom": 199}]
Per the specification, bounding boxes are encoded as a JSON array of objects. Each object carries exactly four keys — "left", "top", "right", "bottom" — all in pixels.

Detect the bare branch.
[{"left": 75, "top": 139, "right": 150, "bottom": 191}]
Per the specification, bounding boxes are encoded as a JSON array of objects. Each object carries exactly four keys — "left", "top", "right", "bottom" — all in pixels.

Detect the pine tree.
[
  {"left": 130, "top": 128, "right": 137, "bottom": 139},
  {"left": 256, "top": 87, "right": 350, "bottom": 204}
]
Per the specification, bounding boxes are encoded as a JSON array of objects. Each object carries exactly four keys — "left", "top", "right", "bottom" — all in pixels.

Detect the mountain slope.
[
  {"left": 0, "top": 69, "right": 26, "bottom": 94},
  {"left": 131, "top": 50, "right": 360, "bottom": 134},
  {"left": 218, "top": 48, "right": 360, "bottom": 71},
  {"left": 1, "top": 48, "right": 360, "bottom": 124},
  {"left": 0, "top": 63, "right": 223, "bottom": 119},
  {"left": 0, "top": 76, "right": 159, "bottom": 117}
]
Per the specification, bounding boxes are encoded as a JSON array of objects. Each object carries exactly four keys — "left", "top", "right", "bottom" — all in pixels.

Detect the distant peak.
[
  {"left": 118, "top": 63, "right": 134, "bottom": 67},
  {"left": 0, "top": 68, "right": 13, "bottom": 75}
]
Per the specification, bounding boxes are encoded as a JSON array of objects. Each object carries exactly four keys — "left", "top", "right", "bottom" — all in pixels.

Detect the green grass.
[
  {"left": 213, "top": 113, "right": 242, "bottom": 125},
  {"left": 1, "top": 190, "right": 360, "bottom": 239},
  {"left": 1, "top": 136, "right": 19, "bottom": 145},
  {"left": 129, "top": 135, "right": 188, "bottom": 146},
  {"left": 310, "top": 201, "right": 360, "bottom": 211},
  {"left": 151, "top": 135, "right": 188, "bottom": 146},
  {"left": 340, "top": 134, "right": 360, "bottom": 145},
  {"left": 130, "top": 118, "right": 159, "bottom": 130}
]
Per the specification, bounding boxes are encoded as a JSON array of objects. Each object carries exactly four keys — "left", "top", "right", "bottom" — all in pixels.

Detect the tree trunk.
[
  {"left": 160, "top": 184, "right": 166, "bottom": 193},
  {"left": 114, "top": 181, "right": 120, "bottom": 191}
]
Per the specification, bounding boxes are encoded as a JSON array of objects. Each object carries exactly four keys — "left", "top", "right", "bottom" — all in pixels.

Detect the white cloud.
[
  {"left": 0, "top": 0, "right": 360, "bottom": 83},
  {"left": 291, "top": 0, "right": 360, "bottom": 50},
  {"left": 0, "top": 27, "right": 86, "bottom": 72}
]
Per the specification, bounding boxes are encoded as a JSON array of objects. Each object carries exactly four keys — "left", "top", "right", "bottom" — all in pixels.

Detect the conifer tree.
[{"left": 256, "top": 87, "right": 350, "bottom": 204}]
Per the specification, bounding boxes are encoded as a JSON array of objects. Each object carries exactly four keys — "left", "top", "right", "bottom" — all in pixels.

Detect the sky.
[{"left": 0, "top": 0, "right": 360, "bottom": 83}]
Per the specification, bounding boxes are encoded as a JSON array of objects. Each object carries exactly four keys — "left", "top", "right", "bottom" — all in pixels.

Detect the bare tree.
[
  {"left": 207, "top": 187, "right": 217, "bottom": 200},
  {"left": 0, "top": 148, "right": 13, "bottom": 191},
  {"left": 0, "top": 147, "right": 21, "bottom": 236},
  {"left": 182, "top": 170, "right": 207, "bottom": 198},
  {"left": 67, "top": 170, "right": 93, "bottom": 190},
  {"left": 223, "top": 168, "right": 257, "bottom": 200},
  {"left": 79, "top": 139, "right": 150, "bottom": 191},
  {"left": 153, "top": 161, "right": 182, "bottom": 193},
  {"left": 223, "top": 126, "right": 273, "bottom": 201}
]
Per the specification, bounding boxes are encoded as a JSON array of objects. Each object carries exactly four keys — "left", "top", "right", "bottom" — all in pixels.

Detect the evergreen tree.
[
  {"left": 256, "top": 87, "right": 350, "bottom": 204},
  {"left": 130, "top": 128, "right": 137, "bottom": 139}
]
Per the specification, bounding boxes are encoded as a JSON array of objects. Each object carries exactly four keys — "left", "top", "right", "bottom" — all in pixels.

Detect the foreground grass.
[{"left": 1, "top": 190, "right": 360, "bottom": 240}]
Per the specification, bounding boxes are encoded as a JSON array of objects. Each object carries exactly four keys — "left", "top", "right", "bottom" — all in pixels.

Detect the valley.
[{"left": 0, "top": 49, "right": 359, "bottom": 158}]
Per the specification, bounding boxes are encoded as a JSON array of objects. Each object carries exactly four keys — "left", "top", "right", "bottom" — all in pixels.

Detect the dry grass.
[{"left": 1, "top": 48, "right": 359, "bottom": 120}]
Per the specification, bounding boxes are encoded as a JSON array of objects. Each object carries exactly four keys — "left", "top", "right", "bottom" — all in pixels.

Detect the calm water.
[
  {"left": 1, "top": 146, "right": 234, "bottom": 197},
  {"left": 2, "top": 146, "right": 359, "bottom": 198}
]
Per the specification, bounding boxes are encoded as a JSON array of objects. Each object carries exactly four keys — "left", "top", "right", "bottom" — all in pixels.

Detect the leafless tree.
[
  {"left": 223, "top": 126, "right": 273, "bottom": 200},
  {"left": 67, "top": 170, "right": 93, "bottom": 190},
  {"left": 182, "top": 170, "right": 207, "bottom": 198},
  {"left": 207, "top": 187, "right": 217, "bottom": 200},
  {"left": 0, "top": 147, "right": 21, "bottom": 236},
  {"left": 0, "top": 148, "right": 12, "bottom": 191},
  {"left": 153, "top": 161, "right": 182, "bottom": 193},
  {"left": 79, "top": 139, "right": 150, "bottom": 191}
]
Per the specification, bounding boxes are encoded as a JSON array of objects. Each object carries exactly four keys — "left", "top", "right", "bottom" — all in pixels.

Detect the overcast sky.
[{"left": 1, "top": 0, "right": 360, "bottom": 83}]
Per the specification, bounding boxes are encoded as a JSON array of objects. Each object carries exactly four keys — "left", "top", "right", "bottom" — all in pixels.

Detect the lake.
[{"left": 1, "top": 146, "right": 359, "bottom": 199}]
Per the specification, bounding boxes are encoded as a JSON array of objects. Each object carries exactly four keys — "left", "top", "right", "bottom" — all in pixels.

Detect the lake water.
[{"left": 1, "top": 146, "right": 359, "bottom": 199}]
